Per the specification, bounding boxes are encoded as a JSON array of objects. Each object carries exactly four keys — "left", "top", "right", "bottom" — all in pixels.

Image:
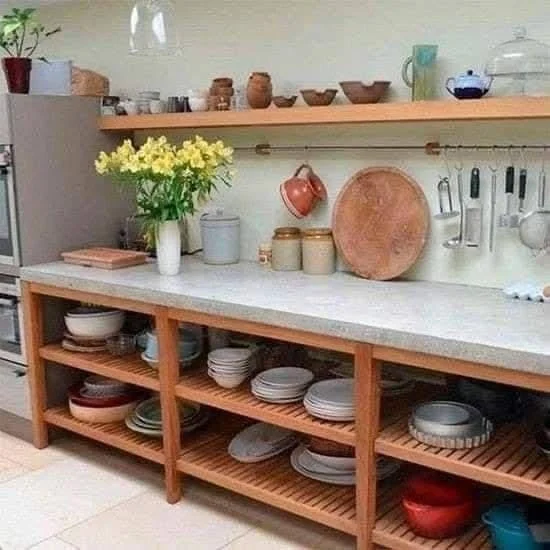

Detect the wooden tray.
[
  {"left": 62, "top": 247, "right": 148, "bottom": 270},
  {"left": 332, "top": 167, "right": 429, "bottom": 280}
]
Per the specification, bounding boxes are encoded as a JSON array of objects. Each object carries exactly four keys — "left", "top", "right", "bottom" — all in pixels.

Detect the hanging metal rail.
[{"left": 232, "top": 142, "right": 550, "bottom": 156}]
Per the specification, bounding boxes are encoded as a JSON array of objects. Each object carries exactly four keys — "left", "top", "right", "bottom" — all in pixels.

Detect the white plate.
[
  {"left": 298, "top": 447, "right": 355, "bottom": 476},
  {"left": 290, "top": 446, "right": 355, "bottom": 485},
  {"left": 228, "top": 423, "right": 298, "bottom": 462},
  {"left": 306, "top": 379, "right": 354, "bottom": 407},
  {"left": 254, "top": 367, "right": 314, "bottom": 388},
  {"left": 305, "top": 449, "right": 356, "bottom": 471},
  {"left": 251, "top": 392, "right": 305, "bottom": 404}
]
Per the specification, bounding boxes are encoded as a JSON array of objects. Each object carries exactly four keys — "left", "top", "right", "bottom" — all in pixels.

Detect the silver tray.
[{"left": 408, "top": 418, "right": 494, "bottom": 449}]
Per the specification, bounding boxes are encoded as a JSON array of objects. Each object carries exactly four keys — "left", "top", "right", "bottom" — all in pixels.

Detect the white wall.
[{"left": 18, "top": 0, "right": 550, "bottom": 287}]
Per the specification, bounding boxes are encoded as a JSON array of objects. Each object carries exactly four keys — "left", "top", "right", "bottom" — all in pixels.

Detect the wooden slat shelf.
[
  {"left": 98, "top": 97, "right": 550, "bottom": 132},
  {"left": 40, "top": 344, "right": 160, "bottom": 391},
  {"left": 376, "top": 412, "right": 550, "bottom": 501},
  {"left": 176, "top": 366, "right": 355, "bottom": 446},
  {"left": 177, "top": 423, "right": 357, "bottom": 535},
  {"left": 373, "top": 484, "right": 491, "bottom": 550},
  {"left": 44, "top": 406, "right": 164, "bottom": 464}
]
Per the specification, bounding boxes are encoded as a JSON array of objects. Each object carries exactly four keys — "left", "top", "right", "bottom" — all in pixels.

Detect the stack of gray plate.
[
  {"left": 303, "top": 379, "right": 355, "bottom": 421},
  {"left": 409, "top": 400, "right": 494, "bottom": 449},
  {"left": 251, "top": 367, "right": 314, "bottom": 404}
]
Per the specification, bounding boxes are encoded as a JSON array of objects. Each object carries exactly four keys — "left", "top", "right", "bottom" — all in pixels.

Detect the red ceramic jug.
[{"left": 280, "top": 164, "right": 327, "bottom": 218}]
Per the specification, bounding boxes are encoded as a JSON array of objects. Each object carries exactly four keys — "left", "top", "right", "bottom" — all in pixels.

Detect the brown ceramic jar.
[
  {"left": 302, "top": 228, "right": 336, "bottom": 275},
  {"left": 272, "top": 227, "right": 301, "bottom": 271},
  {"left": 247, "top": 72, "right": 272, "bottom": 109}
]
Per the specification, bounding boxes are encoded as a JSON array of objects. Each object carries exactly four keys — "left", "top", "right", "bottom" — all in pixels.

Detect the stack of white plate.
[
  {"left": 228, "top": 422, "right": 299, "bottom": 463},
  {"left": 251, "top": 367, "right": 314, "bottom": 404},
  {"left": 304, "top": 379, "right": 355, "bottom": 421},
  {"left": 208, "top": 347, "right": 254, "bottom": 388}
]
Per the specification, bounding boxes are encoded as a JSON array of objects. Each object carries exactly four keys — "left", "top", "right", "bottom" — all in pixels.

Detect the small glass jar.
[
  {"left": 272, "top": 227, "right": 301, "bottom": 271},
  {"left": 302, "top": 228, "right": 336, "bottom": 275},
  {"left": 258, "top": 242, "right": 272, "bottom": 267}
]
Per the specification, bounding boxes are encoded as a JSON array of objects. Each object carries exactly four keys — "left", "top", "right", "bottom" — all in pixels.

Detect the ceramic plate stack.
[
  {"left": 208, "top": 347, "right": 255, "bottom": 388},
  {"left": 228, "top": 422, "right": 300, "bottom": 463},
  {"left": 125, "top": 397, "right": 209, "bottom": 438},
  {"left": 251, "top": 367, "right": 314, "bottom": 404},
  {"left": 291, "top": 445, "right": 355, "bottom": 485},
  {"left": 304, "top": 379, "right": 355, "bottom": 421}
]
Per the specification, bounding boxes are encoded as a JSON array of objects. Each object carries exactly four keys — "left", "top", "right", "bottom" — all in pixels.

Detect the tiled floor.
[{"left": 0, "top": 430, "right": 355, "bottom": 550}]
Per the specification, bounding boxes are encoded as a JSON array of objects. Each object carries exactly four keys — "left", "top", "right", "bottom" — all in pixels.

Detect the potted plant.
[
  {"left": 95, "top": 135, "right": 234, "bottom": 276},
  {"left": 0, "top": 8, "right": 61, "bottom": 93}
]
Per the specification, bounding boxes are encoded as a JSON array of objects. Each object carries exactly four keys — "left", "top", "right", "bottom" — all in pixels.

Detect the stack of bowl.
[
  {"left": 208, "top": 347, "right": 254, "bottom": 388},
  {"left": 188, "top": 89, "right": 208, "bottom": 112},
  {"left": 209, "top": 77, "right": 233, "bottom": 111},
  {"left": 246, "top": 72, "right": 272, "bottom": 109},
  {"left": 68, "top": 375, "right": 141, "bottom": 423},
  {"left": 141, "top": 328, "right": 200, "bottom": 370},
  {"left": 63, "top": 307, "right": 125, "bottom": 353},
  {"left": 137, "top": 91, "right": 160, "bottom": 114}
]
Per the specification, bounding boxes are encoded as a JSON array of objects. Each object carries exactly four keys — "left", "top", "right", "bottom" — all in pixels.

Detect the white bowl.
[
  {"left": 65, "top": 310, "right": 125, "bottom": 338},
  {"left": 208, "top": 370, "right": 248, "bottom": 389},
  {"left": 69, "top": 399, "right": 136, "bottom": 423}
]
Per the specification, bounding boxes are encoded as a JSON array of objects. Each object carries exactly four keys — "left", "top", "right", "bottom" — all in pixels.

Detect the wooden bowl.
[
  {"left": 339, "top": 81, "right": 391, "bottom": 104},
  {"left": 272, "top": 95, "right": 297, "bottom": 108},
  {"left": 300, "top": 88, "right": 337, "bottom": 106}
]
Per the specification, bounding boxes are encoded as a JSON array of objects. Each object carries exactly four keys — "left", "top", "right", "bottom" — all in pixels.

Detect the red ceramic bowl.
[{"left": 402, "top": 471, "right": 478, "bottom": 539}]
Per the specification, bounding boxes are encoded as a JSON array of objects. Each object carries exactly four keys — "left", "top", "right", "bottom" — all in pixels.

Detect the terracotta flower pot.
[
  {"left": 280, "top": 164, "right": 327, "bottom": 218},
  {"left": 2, "top": 57, "right": 32, "bottom": 94}
]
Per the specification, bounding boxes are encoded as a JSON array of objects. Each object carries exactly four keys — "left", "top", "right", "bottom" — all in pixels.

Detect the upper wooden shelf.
[{"left": 98, "top": 97, "right": 550, "bottom": 132}]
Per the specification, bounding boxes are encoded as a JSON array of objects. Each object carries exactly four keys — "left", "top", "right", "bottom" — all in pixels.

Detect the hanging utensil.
[
  {"left": 465, "top": 167, "right": 482, "bottom": 247},
  {"left": 511, "top": 148, "right": 527, "bottom": 227},
  {"left": 443, "top": 159, "right": 465, "bottom": 249},
  {"left": 499, "top": 165, "right": 515, "bottom": 228},
  {"left": 488, "top": 150, "right": 498, "bottom": 252},
  {"left": 519, "top": 151, "right": 550, "bottom": 252},
  {"left": 435, "top": 148, "right": 459, "bottom": 220}
]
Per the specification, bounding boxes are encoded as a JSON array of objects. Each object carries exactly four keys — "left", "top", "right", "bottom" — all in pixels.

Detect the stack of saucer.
[
  {"left": 125, "top": 397, "right": 209, "bottom": 438},
  {"left": 228, "top": 422, "right": 299, "bottom": 463},
  {"left": 207, "top": 347, "right": 254, "bottom": 389},
  {"left": 304, "top": 379, "right": 355, "bottom": 421},
  {"left": 251, "top": 367, "right": 314, "bottom": 404}
]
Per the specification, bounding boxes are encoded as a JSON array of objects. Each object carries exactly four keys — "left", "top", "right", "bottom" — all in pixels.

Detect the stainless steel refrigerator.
[{"left": 0, "top": 94, "right": 133, "bottom": 436}]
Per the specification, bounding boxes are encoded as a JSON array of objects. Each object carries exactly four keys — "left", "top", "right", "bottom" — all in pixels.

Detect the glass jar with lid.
[
  {"left": 302, "top": 228, "right": 336, "bottom": 275},
  {"left": 272, "top": 227, "right": 301, "bottom": 271}
]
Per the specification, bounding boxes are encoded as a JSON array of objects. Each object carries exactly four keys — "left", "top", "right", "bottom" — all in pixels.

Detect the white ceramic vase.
[{"left": 156, "top": 220, "right": 181, "bottom": 276}]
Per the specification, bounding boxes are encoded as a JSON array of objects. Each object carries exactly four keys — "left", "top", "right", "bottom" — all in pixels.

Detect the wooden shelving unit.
[
  {"left": 176, "top": 367, "right": 355, "bottom": 446},
  {"left": 40, "top": 344, "right": 160, "bottom": 391},
  {"left": 98, "top": 97, "right": 550, "bottom": 132},
  {"left": 44, "top": 406, "right": 164, "bottom": 464},
  {"left": 377, "top": 409, "right": 550, "bottom": 501}
]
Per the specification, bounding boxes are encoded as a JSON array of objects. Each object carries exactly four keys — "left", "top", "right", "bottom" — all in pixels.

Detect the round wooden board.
[{"left": 332, "top": 167, "right": 429, "bottom": 280}]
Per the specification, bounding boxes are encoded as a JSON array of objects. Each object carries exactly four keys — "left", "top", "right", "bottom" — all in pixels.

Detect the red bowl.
[
  {"left": 402, "top": 470, "right": 478, "bottom": 539},
  {"left": 68, "top": 384, "right": 141, "bottom": 408}
]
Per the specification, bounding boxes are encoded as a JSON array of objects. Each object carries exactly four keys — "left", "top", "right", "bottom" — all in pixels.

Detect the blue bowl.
[{"left": 483, "top": 504, "right": 543, "bottom": 550}]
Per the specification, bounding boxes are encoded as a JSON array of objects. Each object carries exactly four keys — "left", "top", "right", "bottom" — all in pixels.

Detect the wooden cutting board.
[
  {"left": 62, "top": 247, "right": 148, "bottom": 269},
  {"left": 332, "top": 167, "right": 429, "bottom": 280}
]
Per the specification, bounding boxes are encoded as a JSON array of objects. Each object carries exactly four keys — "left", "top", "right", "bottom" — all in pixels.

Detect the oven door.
[
  {"left": 0, "top": 145, "right": 20, "bottom": 269},
  {"left": 0, "top": 359, "right": 30, "bottom": 419},
  {"left": 0, "top": 276, "right": 24, "bottom": 365}
]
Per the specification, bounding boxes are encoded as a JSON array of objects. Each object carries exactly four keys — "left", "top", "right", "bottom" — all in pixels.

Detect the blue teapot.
[{"left": 446, "top": 70, "right": 492, "bottom": 99}]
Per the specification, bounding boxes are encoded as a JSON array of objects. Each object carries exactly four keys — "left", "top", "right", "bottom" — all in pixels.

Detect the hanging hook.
[
  {"left": 439, "top": 146, "right": 452, "bottom": 179},
  {"left": 303, "top": 145, "right": 310, "bottom": 165},
  {"left": 508, "top": 145, "right": 515, "bottom": 166},
  {"left": 488, "top": 145, "right": 498, "bottom": 173},
  {"left": 520, "top": 145, "right": 527, "bottom": 170},
  {"left": 454, "top": 145, "right": 464, "bottom": 172}
]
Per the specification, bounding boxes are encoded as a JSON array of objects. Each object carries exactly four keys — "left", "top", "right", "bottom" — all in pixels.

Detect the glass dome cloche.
[{"left": 485, "top": 27, "right": 550, "bottom": 95}]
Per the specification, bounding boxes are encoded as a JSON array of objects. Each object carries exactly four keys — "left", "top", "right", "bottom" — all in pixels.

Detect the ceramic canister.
[
  {"left": 272, "top": 227, "right": 301, "bottom": 271},
  {"left": 302, "top": 228, "right": 336, "bottom": 275},
  {"left": 200, "top": 210, "right": 240, "bottom": 264}
]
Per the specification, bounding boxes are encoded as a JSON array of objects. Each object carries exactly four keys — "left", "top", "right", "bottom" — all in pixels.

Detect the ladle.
[{"left": 443, "top": 159, "right": 464, "bottom": 249}]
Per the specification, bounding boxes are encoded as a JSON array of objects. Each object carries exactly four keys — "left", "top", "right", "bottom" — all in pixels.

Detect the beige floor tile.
[
  {"left": 59, "top": 490, "right": 252, "bottom": 550},
  {"left": 0, "top": 457, "right": 149, "bottom": 550},
  {"left": 0, "top": 431, "right": 68, "bottom": 470},
  {"left": 30, "top": 537, "right": 78, "bottom": 549},
  {"left": 0, "top": 455, "right": 29, "bottom": 483}
]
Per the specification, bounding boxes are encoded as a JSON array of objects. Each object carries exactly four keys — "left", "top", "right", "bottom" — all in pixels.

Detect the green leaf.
[{"left": 3, "top": 21, "right": 21, "bottom": 35}]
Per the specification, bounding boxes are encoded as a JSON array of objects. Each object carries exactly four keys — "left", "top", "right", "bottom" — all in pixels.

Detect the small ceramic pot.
[
  {"left": 149, "top": 99, "right": 165, "bottom": 114},
  {"left": 188, "top": 96, "right": 208, "bottom": 112},
  {"left": 280, "top": 164, "right": 327, "bottom": 218},
  {"left": 249, "top": 72, "right": 271, "bottom": 86},
  {"left": 247, "top": 72, "right": 272, "bottom": 108},
  {"left": 121, "top": 100, "right": 139, "bottom": 116},
  {"left": 212, "top": 77, "right": 233, "bottom": 87}
]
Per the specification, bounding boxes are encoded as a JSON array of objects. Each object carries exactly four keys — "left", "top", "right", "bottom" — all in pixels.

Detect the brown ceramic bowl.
[
  {"left": 212, "top": 77, "right": 233, "bottom": 87},
  {"left": 307, "top": 436, "right": 355, "bottom": 457},
  {"left": 272, "top": 95, "right": 297, "bottom": 108},
  {"left": 300, "top": 88, "right": 338, "bottom": 106},
  {"left": 339, "top": 81, "right": 391, "bottom": 104}
]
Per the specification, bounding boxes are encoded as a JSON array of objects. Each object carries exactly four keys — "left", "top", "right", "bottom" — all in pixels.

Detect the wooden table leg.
[
  {"left": 22, "top": 282, "right": 48, "bottom": 449},
  {"left": 156, "top": 307, "right": 182, "bottom": 504},
  {"left": 355, "top": 344, "right": 381, "bottom": 550}
]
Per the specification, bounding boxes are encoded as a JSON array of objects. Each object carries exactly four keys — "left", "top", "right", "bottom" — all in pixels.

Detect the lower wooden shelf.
[
  {"left": 40, "top": 344, "right": 160, "bottom": 391},
  {"left": 44, "top": 406, "right": 165, "bottom": 464},
  {"left": 373, "top": 483, "right": 491, "bottom": 550},
  {"left": 177, "top": 423, "right": 357, "bottom": 535},
  {"left": 176, "top": 366, "right": 355, "bottom": 446},
  {"left": 376, "top": 412, "right": 550, "bottom": 501}
]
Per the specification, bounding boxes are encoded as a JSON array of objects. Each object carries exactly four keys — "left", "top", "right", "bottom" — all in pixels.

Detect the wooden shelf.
[
  {"left": 177, "top": 422, "right": 357, "bottom": 535},
  {"left": 175, "top": 367, "right": 355, "bottom": 446},
  {"left": 98, "top": 97, "right": 550, "bottom": 132},
  {"left": 373, "top": 483, "right": 490, "bottom": 550},
  {"left": 40, "top": 344, "right": 160, "bottom": 391},
  {"left": 44, "top": 406, "right": 164, "bottom": 464},
  {"left": 376, "top": 412, "right": 550, "bottom": 501}
]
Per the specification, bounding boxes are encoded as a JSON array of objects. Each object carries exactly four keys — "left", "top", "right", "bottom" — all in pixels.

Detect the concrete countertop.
[{"left": 21, "top": 258, "right": 550, "bottom": 376}]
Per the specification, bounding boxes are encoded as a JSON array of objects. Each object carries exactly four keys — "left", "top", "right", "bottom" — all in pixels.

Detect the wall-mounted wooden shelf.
[
  {"left": 40, "top": 344, "right": 160, "bottom": 391},
  {"left": 176, "top": 367, "right": 355, "bottom": 446},
  {"left": 98, "top": 97, "right": 550, "bottom": 132}
]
